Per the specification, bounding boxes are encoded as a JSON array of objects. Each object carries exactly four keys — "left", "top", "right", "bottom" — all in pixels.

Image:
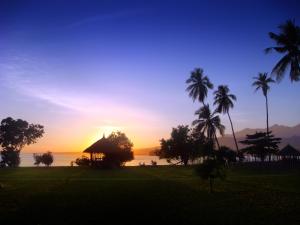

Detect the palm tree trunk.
[
  {"left": 227, "top": 112, "right": 239, "bottom": 152},
  {"left": 214, "top": 131, "right": 220, "bottom": 150},
  {"left": 265, "top": 94, "right": 269, "bottom": 135},
  {"left": 265, "top": 94, "right": 271, "bottom": 160}
]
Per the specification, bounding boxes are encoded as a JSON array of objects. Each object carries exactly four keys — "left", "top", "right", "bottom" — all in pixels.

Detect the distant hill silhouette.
[{"left": 219, "top": 124, "right": 300, "bottom": 150}]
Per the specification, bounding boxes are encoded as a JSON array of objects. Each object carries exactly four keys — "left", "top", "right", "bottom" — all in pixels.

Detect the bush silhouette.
[
  {"left": 75, "top": 156, "right": 90, "bottom": 166},
  {"left": 33, "top": 152, "right": 54, "bottom": 166},
  {"left": 195, "top": 159, "right": 226, "bottom": 193}
]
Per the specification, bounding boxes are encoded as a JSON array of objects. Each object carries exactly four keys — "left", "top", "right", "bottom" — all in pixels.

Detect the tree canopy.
[
  {"left": 156, "top": 125, "right": 206, "bottom": 166},
  {"left": 192, "top": 104, "right": 225, "bottom": 149},
  {"left": 0, "top": 117, "right": 44, "bottom": 167},
  {"left": 213, "top": 85, "right": 239, "bottom": 152},
  {"left": 240, "top": 132, "right": 281, "bottom": 161},
  {"left": 0, "top": 117, "right": 44, "bottom": 151},
  {"left": 103, "top": 131, "right": 134, "bottom": 167},
  {"left": 186, "top": 68, "right": 214, "bottom": 104},
  {"left": 213, "top": 85, "right": 236, "bottom": 114},
  {"left": 252, "top": 73, "right": 275, "bottom": 97},
  {"left": 266, "top": 19, "right": 300, "bottom": 82}
]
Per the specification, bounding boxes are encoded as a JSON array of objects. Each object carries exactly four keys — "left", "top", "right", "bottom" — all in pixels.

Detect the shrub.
[
  {"left": 139, "top": 162, "right": 146, "bottom": 167},
  {"left": 195, "top": 159, "right": 226, "bottom": 193},
  {"left": 151, "top": 160, "right": 157, "bottom": 166},
  {"left": 42, "top": 152, "right": 54, "bottom": 166},
  {"left": 33, "top": 153, "right": 43, "bottom": 166},
  {"left": 75, "top": 156, "right": 90, "bottom": 166},
  {"left": 33, "top": 152, "right": 54, "bottom": 166}
]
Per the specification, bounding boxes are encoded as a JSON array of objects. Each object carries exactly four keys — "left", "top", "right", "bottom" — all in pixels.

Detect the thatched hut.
[
  {"left": 278, "top": 144, "right": 300, "bottom": 160},
  {"left": 83, "top": 133, "right": 134, "bottom": 167},
  {"left": 84, "top": 136, "right": 117, "bottom": 162}
]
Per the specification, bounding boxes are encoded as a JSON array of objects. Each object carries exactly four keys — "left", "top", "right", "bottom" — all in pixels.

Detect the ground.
[{"left": 0, "top": 166, "right": 299, "bottom": 225}]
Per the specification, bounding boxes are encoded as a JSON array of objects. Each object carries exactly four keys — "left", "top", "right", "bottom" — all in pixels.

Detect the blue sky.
[{"left": 0, "top": 0, "right": 299, "bottom": 151}]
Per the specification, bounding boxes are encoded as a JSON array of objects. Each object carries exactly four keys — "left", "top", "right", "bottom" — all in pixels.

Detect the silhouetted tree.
[
  {"left": 252, "top": 73, "right": 275, "bottom": 137},
  {"left": 214, "top": 85, "right": 239, "bottom": 153},
  {"left": 156, "top": 125, "right": 196, "bottom": 166},
  {"left": 1, "top": 147, "right": 20, "bottom": 167},
  {"left": 0, "top": 117, "right": 44, "bottom": 167},
  {"left": 240, "top": 132, "right": 281, "bottom": 162},
  {"left": 41, "top": 151, "right": 54, "bottom": 166},
  {"left": 195, "top": 159, "right": 226, "bottom": 193},
  {"left": 192, "top": 104, "right": 225, "bottom": 150},
  {"left": 186, "top": 68, "right": 213, "bottom": 105},
  {"left": 33, "top": 152, "right": 53, "bottom": 166},
  {"left": 33, "top": 153, "right": 43, "bottom": 166},
  {"left": 103, "top": 131, "right": 134, "bottom": 167},
  {"left": 265, "top": 19, "right": 300, "bottom": 82},
  {"left": 190, "top": 128, "right": 213, "bottom": 159},
  {"left": 216, "top": 146, "right": 237, "bottom": 164}
]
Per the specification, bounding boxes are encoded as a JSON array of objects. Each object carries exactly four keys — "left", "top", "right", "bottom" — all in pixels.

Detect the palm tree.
[
  {"left": 192, "top": 104, "right": 225, "bottom": 150},
  {"left": 186, "top": 68, "right": 214, "bottom": 105},
  {"left": 252, "top": 73, "right": 275, "bottom": 135},
  {"left": 265, "top": 19, "right": 300, "bottom": 82},
  {"left": 213, "top": 85, "right": 239, "bottom": 152}
]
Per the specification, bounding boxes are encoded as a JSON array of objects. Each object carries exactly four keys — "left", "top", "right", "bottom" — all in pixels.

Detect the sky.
[{"left": 0, "top": 0, "right": 299, "bottom": 152}]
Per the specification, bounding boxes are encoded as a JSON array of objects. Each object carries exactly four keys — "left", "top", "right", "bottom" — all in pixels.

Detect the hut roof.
[
  {"left": 278, "top": 144, "right": 300, "bottom": 156},
  {"left": 84, "top": 136, "right": 117, "bottom": 154}
]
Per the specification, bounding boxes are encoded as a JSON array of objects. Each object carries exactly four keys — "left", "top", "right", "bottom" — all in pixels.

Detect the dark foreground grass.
[{"left": 0, "top": 166, "right": 299, "bottom": 225}]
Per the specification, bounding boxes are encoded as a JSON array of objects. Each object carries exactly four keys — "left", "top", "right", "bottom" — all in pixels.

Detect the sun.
[
  {"left": 87, "top": 125, "right": 123, "bottom": 145},
  {"left": 100, "top": 125, "right": 122, "bottom": 136}
]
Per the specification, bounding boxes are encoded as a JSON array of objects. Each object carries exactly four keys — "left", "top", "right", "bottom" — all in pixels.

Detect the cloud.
[
  {"left": 68, "top": 10, "right": 142, "bottom": 28},
  {"left": 0, "top": 55, "right": 164, "bottom": 124}
]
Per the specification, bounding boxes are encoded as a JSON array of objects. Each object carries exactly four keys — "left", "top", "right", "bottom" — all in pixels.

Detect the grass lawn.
[{"left": 0, "top": 166, "right": 299, "bottom": 225}]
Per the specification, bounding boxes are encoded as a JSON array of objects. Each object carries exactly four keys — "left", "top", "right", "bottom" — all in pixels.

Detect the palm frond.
[
  {"left": 252, "top": 73, "right": 274, "bottom": 96},
  {"left": 290, "top": 57, "right": 300, "bottom": 82},
  {"left": 217, "top": 124, "right": 225, "bottom": 136},
  {"left": 271, "top": 54, "right": 291, "bottom": 82},
  {"left": 264, "top": 47, "right": 273, "bottom": 54},
  {"left": 267, "top": 20, "right": 300, "bottom": 82},
  {"left": 186, "top": 68, "right": 213, "bottom": 103},
  {"left": 268, "top": 32, "right": 282, "bottom": 42}
]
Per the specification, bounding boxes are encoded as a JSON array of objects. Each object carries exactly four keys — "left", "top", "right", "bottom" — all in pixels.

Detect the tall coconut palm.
[
  {"left": 265, "top": 19, "right": 300, "bottom": 82},
  {"left": 213, "top": 85, "right": 239, "bottom": 152},
  {"left": 186, "top": 68, "right": 214, "bottom": 105},
  {"left": 192, "top": 104, "right": 225, "bottom": 150},
  {"left": 252, "top": 73, "right": 275, "bottom": 135}
]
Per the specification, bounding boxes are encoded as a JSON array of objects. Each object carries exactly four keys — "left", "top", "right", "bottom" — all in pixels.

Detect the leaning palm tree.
[
  {"left": 252, "top": 73, "right": 275, "bottom": 135},
  {"left": 186, "top": 68, "right": 214, "bottom": 105},
  {"left": 265, "top": 19, "right": 300, "bottom": 82},
  {"left": 192, "top": 104, "right": 225, "bottom": 150},
  {"left": 213, "top": 85, "right": 239, "bottom": 152}
]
